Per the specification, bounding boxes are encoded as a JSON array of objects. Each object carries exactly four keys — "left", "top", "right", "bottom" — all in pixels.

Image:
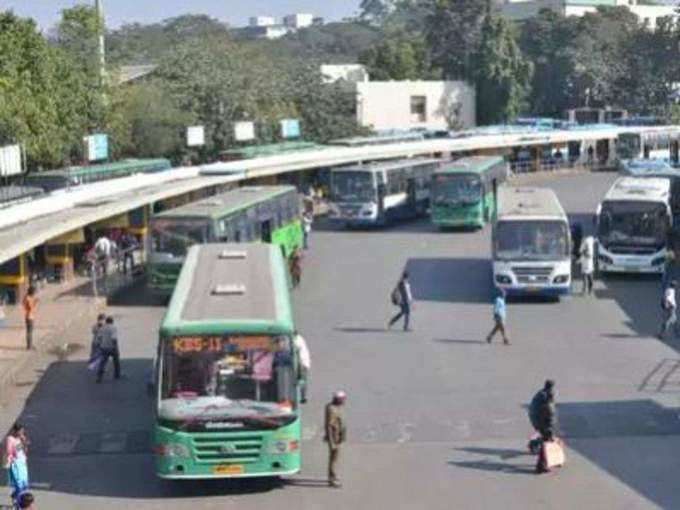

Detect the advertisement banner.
[
  {"left": 187, "top": 126, "right": 205, "bottom": 147},
  {"left": 85, "top": 134, "right": 109, "bottom": 162},
  {"left": 0, "top": 145, "right": 23, "bottom": 176},
  {"left": 234, "top": 121, "right": 255, "bottom": 142},
  {"left": 280, "top": 119, "right": 301, "bottom": 139}
]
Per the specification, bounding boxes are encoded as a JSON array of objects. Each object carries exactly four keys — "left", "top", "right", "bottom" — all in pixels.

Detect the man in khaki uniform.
[{"left": 324, "top": 391, "right": 347, "bottom": 487}]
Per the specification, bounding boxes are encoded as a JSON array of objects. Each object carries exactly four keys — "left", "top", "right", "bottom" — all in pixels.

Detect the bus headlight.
[
  {"left": 495, "top": 274, "right": 512, "bottom": 284},
  {"left": 154, "top": 443, "right": 191, "bottom": 458},
  {"left": 553, "top": 275, "right": 569, "bottom": 284},
  {"left": 269, "top": 440, "right": 299, "bottom": 454}
]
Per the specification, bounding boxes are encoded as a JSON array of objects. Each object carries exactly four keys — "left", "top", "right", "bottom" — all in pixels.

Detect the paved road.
[{"left": 3, "top": 171, "right": 680, "bottom": 509}]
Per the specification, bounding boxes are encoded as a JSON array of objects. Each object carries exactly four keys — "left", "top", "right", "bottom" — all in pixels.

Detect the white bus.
[
  {"left": 328, "top": 158, "right": 444, "bottom": 227},
  {"left": 596, "top": 177, "right": 671, "bottom": 274},
  {"left": 492, "top": 187, "right": 571, "bottom": 298}
]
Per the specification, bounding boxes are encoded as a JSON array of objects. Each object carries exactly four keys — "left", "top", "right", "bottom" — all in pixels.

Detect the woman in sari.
[{"left": 4, "top": 422, "right": 29, "bottom": 508}]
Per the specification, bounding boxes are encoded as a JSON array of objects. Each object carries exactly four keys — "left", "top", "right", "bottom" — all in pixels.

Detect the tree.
[
  {"left": 474, "top": 14, "right": 533, "bottom": 124},
  {"left": 520, "top": 9, "right": 579, "bottom": 116},
  {"left": 425, "top": 0, "right": 493, "bottom": 82},
  {"left": 358, "top": 0, "right": 393, "bottom": 25},
  {"left": 56, "top": 5, "right": 107, "bottom": 132},
  {"left": 0, "top": 12, "right": 88, "bottom": 168},
  {"left": 359, "top": 35, "right": 440, "bottom": 80}
]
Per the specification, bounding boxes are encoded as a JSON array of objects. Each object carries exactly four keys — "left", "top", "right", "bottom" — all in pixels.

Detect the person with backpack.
[
  {"left": 658, "top": 280, "right": 678, "bottom": 340},
  {"left": 388, "top": 271, "right": 413, "bottom": 332},
  {"left": 579, "top": 235, "right": 595, "bottom": 296}
]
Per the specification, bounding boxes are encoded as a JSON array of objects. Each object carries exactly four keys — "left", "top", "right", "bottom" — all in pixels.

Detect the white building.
[
  {"left": 321, "top": 64, "right": 370, "bottom": 84},
  {"left": 356, "top": 81, "right": 476, "bottom": 131},
  {"left": 248, "top": 16, "right": 276, "bottom": 27},
  {"left": 501, "top": 0, "right": 677, "bottom": 29},
  {"left": 283, "top": 13, "right": 314, "bottom": 29}
]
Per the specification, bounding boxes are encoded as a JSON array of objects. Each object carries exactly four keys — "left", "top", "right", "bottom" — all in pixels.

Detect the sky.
[{"left": 0, "top": 0, "right": 362, "bottom": 30}]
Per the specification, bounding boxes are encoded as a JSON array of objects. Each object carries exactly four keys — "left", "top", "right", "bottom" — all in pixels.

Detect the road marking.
[
  {"left": 47, "top": 433, "right": 79, "bottom": 455},
  {"left": 100, "top": 433, "right": 128, "bottom": 453}
]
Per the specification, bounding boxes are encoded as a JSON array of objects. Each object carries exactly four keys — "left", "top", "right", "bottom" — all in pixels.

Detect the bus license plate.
[
  {"left": 213, "top": 464, "right": 244, "bottom": 475},
  {"left": 526, "top": 287, "right": 540, "bottom": 292}
]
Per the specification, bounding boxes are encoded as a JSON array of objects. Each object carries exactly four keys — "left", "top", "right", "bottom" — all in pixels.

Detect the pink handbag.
[{"left": 543, "top": 438, "right": 565, "bottom": 468}]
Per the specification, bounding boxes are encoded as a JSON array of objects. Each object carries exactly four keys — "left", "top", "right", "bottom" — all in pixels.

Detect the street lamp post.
[{"left": 95, "top": 0, "right": 106, "bottom": 84}]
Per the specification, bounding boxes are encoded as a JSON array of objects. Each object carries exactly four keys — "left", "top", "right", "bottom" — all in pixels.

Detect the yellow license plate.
[{"left": 213, "top": 464, "right": 244, "bottom": 475}]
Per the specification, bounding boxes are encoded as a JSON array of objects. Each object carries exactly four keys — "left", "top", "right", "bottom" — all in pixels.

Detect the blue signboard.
[
  {"left": 86, "top": 133, "right": 109, "bottom": 161},
  {"left": 280, "top": 119, "right": 301, "bottom": 139}
]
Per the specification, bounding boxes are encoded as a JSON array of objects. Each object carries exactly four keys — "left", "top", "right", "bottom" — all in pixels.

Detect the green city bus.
[
  {"left": 430, "top": 156, "right": 508, "bottom": 229},
  {"left": 149, "top": 186, "right": 303, "bottom": 297},
  {"left": 154, "top": 243, "right": 302, "bottom": 479}
]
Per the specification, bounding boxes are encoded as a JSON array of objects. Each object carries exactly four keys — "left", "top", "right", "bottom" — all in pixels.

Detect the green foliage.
[
  {"left": 426, "top": 0, "right": 492, "bottom": 82},
  {"left": 359, "top": 35, "right": 440, "bottom": 80},
  {"left": 268, "top": 22, "right": 384, "bottom": 64},
  {"left": 107, "top": 14, "right": 230, "bottom": 65},
  {"left": 474, "top": 15, "right": 533, "bottom": 124},
  {"left": 0, "top": 12, "right": 88, "bottom": 168}
]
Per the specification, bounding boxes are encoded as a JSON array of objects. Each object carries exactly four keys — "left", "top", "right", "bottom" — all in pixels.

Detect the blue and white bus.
[
  {"left": 492, "top": 187, "right": 572, "bottom": 298},
  {"left": 328, "top": 158, "right": 444, "bottom": 226}
]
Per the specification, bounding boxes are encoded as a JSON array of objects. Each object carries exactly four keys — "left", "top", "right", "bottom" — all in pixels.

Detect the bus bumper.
[
  {"left": 433, "top": 218, "right": 484, "bottom": 229},
  {"left": 598, "top": 263, "right": 663, "bottom": 275},
  {"left": 497, "top": 284, "right": 571, "bottom": 298}
]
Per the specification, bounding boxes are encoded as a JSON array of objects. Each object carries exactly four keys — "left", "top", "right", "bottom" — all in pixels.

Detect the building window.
[{"left": 410, "top": 96, "right": 427, "bottom": 123}]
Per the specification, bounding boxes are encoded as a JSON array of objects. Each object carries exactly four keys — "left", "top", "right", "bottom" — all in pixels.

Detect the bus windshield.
[
  {"left": 495, "top": 220, "right": 569, "bottom": 261},
  {"left": 331, "top": 171, "right": 375, "bottom": 203},
  {"left": 598, "top": 200, "right": 669, "bottom": 248},
  {"left": 152, "top": 219, "right": 209, "bottom": 258},
  {"left": 432, "top": 174, "right": 482, "bottom": 205},
  {"left": 617, "top": 134, "right": 642, "bottom": 160},
  {"left": 159, "top": 335, "right": 296, "bottom": 421}
]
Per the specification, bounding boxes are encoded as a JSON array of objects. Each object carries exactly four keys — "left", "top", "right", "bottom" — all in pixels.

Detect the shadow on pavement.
[
  {"left": 313, "top": 216, "right": 439, "bottom": 234},
  {"left": 447, "top": 459, "right": 535, "bottom": 475},
  {"left": 595, "top": 273, "right": 661, "bottom": 340},
  {"left": 1, "top": 358, "right": 282, "bottom": 499},
  {"left": 334, "top": 327, "right": 387, "bottom": 333},
  {"left": 406, "top": 257, "right": 493, "bottom": 304},
  {"left": 555, "top": 399, "right": 680, "bottom": 510},
  {"left": 433, "top": 338, "right": 487, "bottom": 345}
]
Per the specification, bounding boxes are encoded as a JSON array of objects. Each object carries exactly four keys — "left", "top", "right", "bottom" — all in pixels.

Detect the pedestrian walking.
[
  {"left": 94, "top": 234, "right": 113, "bottom": 277},
  {"left": 96, "top": 316, "right": 122, "bottom": 382},
  {"left": 324, "top": 391, "right": 347, "bottom": 488},
  {"left": 90, "top": 313, "right": 106, "bottom": 360},
  {"left": 527, "top": 379, "right": 554, "bottom": 453},
  {"left": 119, "top": 232, "right": 138, "bottom": 275},
  {"left": 486, "top": 288, "right": 509, "bottom": 345},
  {"left": 388, "top": 271, "right": 413, "bottom": 331},
  {"left": 658, "top": 280, "right": 678, "bottom": 340},
  {"left": 290, "top": 249, "right": 302, "bottom": 288},
  {"left": 302, "top": 211, "right": 313, "bottom": 250},
  {"left": 21, "top": 287, "right": 37, "bottom": 350},
  {"left": 579, "top": 235, "right": 595, "bottom": 295},
  {"left": 4, "top": 422, "right": 29, "bottom": 509},
  {"left": 293, "top": 332, "right": 311, "bottom": 403},
  {"left": 532, "top": 383, "right": 559, "bottom": 474}
]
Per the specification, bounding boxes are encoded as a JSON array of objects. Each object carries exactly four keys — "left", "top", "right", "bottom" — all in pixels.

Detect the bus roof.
[
  {"left": 331, "top": 157, "right": 444, "bottom": 173},
  {"left": 434, "top": 156, "right": 505, "bottom": 176},
  {"left": 497, "top": 187, "right": 567, "bottom": 221},
  {"left": 161, "top": 243, "right": 294, "bottom": 336},
  {"left": 619, "top": 158, "right": 676, "bottom": 177},
  {"left": 26, "top": 158, "right": 171, "bottom": 179},
  {"left": 604, "top": 177, "right": 670, "bottom": 202},
  {"left": 220, "top": 141, "right": 324, "bottom": 158},
  {"left": 154, "top": 185, "right": 296, "bottom": 220}
]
